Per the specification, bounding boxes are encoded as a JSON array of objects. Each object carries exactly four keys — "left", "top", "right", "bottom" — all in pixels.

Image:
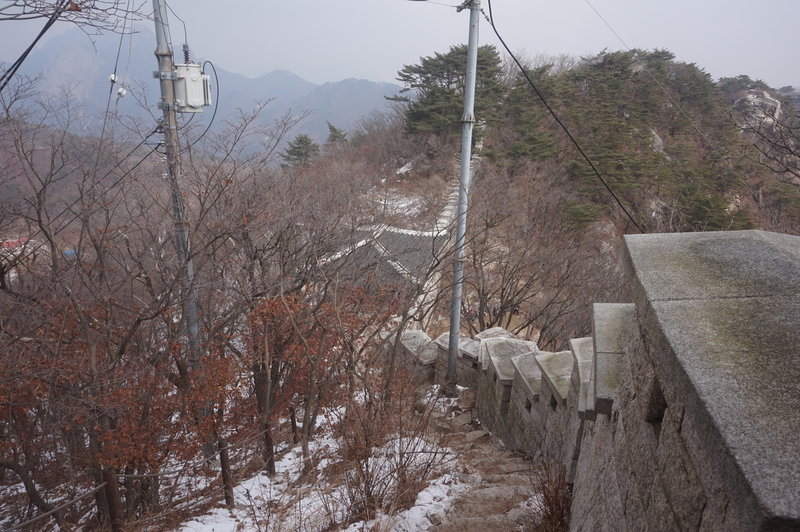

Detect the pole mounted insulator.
[{"left": 456, "top": 0, "right": 477, "bottom": 12}]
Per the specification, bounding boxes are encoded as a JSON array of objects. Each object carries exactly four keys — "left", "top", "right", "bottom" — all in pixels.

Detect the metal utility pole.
[
  {"left": 152, "top": 0, "right": 202, "bottom": 372},
  {"left": 446, "top": 0, "right": 481, "bottom": 396}
]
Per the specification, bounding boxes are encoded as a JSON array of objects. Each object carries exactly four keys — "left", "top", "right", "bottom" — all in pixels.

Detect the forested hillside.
[
  {"left": 398, "top": 46, "right": 799, "bottom": 234},
  {"left": 385, "top": 45, "right": 800, "bottom": 350}
]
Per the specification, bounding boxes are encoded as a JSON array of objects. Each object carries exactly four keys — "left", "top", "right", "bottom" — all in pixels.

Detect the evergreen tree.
[
  {"left": 281, "top": 134, "right": 320, "bottom": 167},
  {"left": 326, "top": 122, "right": 347, "bottom": 144},
  {"left": 391, "top": 44, "right": 504, "bottom": 136}
]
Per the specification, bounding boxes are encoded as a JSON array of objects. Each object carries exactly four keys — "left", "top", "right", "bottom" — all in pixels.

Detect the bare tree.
[
  {"left": 0, "top": 1, "right": 147, "bottom": 32},
  {"left": 742, "top": 102, "right": 800, "bottom": 187},
  {"left": 463, "top": 160, "right": 625, "bottom": 349}
]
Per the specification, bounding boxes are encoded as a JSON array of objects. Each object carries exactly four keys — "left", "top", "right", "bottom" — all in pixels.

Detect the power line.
[
  {"left": 6, "top": 129, "right": 159, "bottom": 269},
  {"left": 6, "top": 483, "right": 107, "bottom": 531},
  {"left": 0, "top": 0, "right": 70, "bottom": 94},
  {"left": 189, "top": 60, "right": 219, "bottom": 148},
  {"left": 483, "top": 0, "right": 645, "bottom": 233},
  {"left": 166, "top": 0, "right": 189, "bottom": 46},
  {"left": 94, "top": 0, "right": 134, "bottom": 173}
]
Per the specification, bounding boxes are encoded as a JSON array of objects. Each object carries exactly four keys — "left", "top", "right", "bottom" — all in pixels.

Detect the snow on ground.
[
  {"left": 177, "top": 404, "right": 458, "bottom": 532},
  {"left": 376, "top": 194, "right": 424, "bottom": 219},
  {"left": 178, "top": 433, "right": 337, "bottom": 532},
  {"left": 342, "top": 472, "right": 468, "bottom": 532}
]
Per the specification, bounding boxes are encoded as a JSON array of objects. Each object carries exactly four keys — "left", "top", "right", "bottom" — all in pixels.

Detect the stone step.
[
  {"left": 469, "top": 457, "right": 532, "bottom": 471},
  {"left": 441, "top": 484, "right": 531, "bottom": 514},
  {"left": 432, "top": 515, "right": 526, "bottom": 531},
  {"left": 590, "top": 303, "right": 635, "bottom": 415}
]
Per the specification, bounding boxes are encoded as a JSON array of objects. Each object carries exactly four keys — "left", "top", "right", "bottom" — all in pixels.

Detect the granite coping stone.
[
  {"left": 592, "top": 303, "right": 635, "bottom": 353},
  {"left": 416, "top": 341, "right": 438, "bottom": 365},
  {"left": 511, "top": 353, "right": 542, "bottom": 398},
  {"left": 434, "top": 332, "right": 480, "bottom": 360},
  {"left": 625, "top": 230, "right": 800, "bottom": 524},
  {"left": 570, "top": 337, "right": 594, "bottom": 412},
  {"left": 535, "top": 350, "right": 573, "bottom": 403},
  {"left": 480, "top": 337, "right": 537, "bottom": 371},
  {"left": 398, "top": 330, "right": 438, "bottom": 365},
  {"left": 623, "top": 230, "right": 800, "bottom": 301},
  {"left": 399, "top": 329, "right": 431, "bottom": 349},
  {"left": 474, "top": 327, "right": 516, "bottom": 340},
  {"left": 594, "top": 352, "right": 622, "bottom": 416},
  {"left": 590, "top": 304, "right": 633, "bottom": 414},
  {"left": 489, "top": 353, "right": 517, "bottom": 384}
]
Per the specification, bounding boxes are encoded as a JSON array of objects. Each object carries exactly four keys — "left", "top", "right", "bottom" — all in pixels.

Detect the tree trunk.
[
  {"left": 218, "top": 437, "right": 235, "bottom": 508},
  {"left": 263, "top": 422, "right": 276, "bottom": 475},
  {"left": 290, "top": 407, "right": 299, "bottom": 444},
  {"left": 0, "top": 461, "right": 62, "bottom": 528},
  {"left": 253, "top": 320, "right": 276, "bottom": 475},
  {"left": 102, "top": 467, "right": 124, "bottom": 532}
]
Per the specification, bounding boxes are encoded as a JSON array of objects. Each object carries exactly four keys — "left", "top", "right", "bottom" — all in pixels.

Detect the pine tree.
[
  {"left": 281, "top": 134, "right": 320, "bottom": 167},
  {"left": 391, "top": 44, "right": 504, "bottom": 136},
  {"left": 326, "top": 122, "right": 347, "bottom": 144}
]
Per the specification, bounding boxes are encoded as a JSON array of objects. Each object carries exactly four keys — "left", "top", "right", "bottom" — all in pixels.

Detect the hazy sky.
[{"left": 1, "top": 0, "right": 798, "bottom": 87}]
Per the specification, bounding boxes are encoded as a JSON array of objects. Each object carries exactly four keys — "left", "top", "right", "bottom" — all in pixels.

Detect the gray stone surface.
[
  {"left": 624, "top": 230, "right": 800, "bottom": 301},
  {"left": 399, "top": 329, "right": 438, "bottom": 367},
  {"left": 594, "top": 352, "right": 622, "bottom": 416},
  {"left": 463, "top": 231, "right": 800, "bottom": 532},
  {"left": 511, "top": 352, "right": 542, "bottom": 398},
  {"left": 474, "top": 327, "right": 516, "bottom": 340},
  {"left": 535, "top": 350, "right": 573, "bottom": 404},
  {"left": 435, "top": 332, "right": 480, "bottom": 360},
  {"left": 656, "top": 405, "right": 706, "bottom": 531},
  {"left": 507, "top": 355, "right": 545, "bottom": 456},
  {"left": 434, "top": 332, "right": 481, "bottom": 388},
  {"left": 625, "top": 230, "right": 800, "bottom": 527},
  {"left": 592, "top": 303, "right": 635, "bottom": 353},
  {"left": 570, "top": 415, "right": 625, "bottom": 532},
  {"left": 451, "top": 412, "right": 472, "bottom": 427},
  {"left": 463, "top": 430, "right": 489, "bottom": 443},
  {"left": 480, "top": 337, "right": 537, "bottom": 372},
  {"left": 569, "top": 337, "right": 594, "bottom": 414},
  {"left": 590, "top": 303, "right": 633, "bottom": 415}
]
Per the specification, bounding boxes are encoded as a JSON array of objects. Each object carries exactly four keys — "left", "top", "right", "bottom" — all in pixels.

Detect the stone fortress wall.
[{"left": 397, "top": 230, "right": 800, "bottom": 531}]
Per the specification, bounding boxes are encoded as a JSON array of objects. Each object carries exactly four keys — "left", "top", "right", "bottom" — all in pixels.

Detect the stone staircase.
[{"left": 428, "top": 406, "right": 538, "bottom": 531}]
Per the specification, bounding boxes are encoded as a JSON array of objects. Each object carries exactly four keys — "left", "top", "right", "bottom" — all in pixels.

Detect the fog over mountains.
[{"left": 4, "top": 27, "right": 402, "bottom": 143}]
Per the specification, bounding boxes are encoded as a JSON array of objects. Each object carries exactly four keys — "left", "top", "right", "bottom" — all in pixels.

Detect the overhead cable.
[
  {"left": 189, "top": 60, "right": 219, "bottom": 148},
  {"left": 0, "top": 0, "right": 70, "bottom": 94},
  {"left": 95, "top": 0, "right": 134, "bottom": 172}
]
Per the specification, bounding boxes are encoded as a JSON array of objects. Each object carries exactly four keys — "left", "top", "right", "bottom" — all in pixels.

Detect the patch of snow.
[
  {"left": 178, "top": 508, "right": 244, "bottom": 532},
  {"left": 343, "top": 472, "right": 467, "bottom": 532}
]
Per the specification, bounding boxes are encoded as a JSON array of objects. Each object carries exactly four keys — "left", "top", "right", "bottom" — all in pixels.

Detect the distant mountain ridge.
[{"left": 3, "top": 27, "right": 402, "bottom": 143}]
